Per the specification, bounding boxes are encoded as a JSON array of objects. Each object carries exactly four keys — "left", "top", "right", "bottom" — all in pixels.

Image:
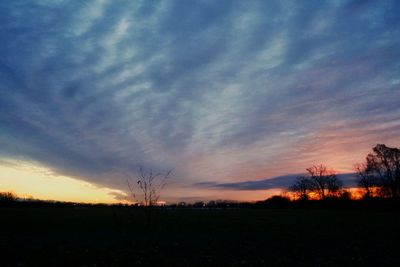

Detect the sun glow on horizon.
[{"left": 0, "top": 158, "right": 127, "bottom": 204}]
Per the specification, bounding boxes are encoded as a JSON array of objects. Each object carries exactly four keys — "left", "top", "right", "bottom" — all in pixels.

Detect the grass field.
[{"left": 1, "top": 207, "right": 399, "bottom": 266}]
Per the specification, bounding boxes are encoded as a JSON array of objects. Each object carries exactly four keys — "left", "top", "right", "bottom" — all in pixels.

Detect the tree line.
[{"left": 289, "top": 144, "right": 400, "bottom": 200}]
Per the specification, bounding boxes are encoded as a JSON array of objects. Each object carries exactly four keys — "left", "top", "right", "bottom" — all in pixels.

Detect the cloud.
[
  {"left": 0, "top": 1, "right": 399, "bottom": 200},
  {"left": 108, "top": 191, "right": 129, "bottom": 202},
  {"left": 195, "top": 173, "right": 358, "bottom": 191}
]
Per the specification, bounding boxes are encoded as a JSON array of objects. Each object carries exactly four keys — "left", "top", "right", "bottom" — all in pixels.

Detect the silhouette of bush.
[
  {"left": 257, "top": 195, "right": 291, "bottom": 208},
  {"left": 0, "top": 191, "right": 17, "bottom": 202}
]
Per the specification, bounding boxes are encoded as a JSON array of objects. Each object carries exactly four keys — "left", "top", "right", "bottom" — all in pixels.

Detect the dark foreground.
[{"left": 1, "top": 207, "right": 399, "bottom": 266}]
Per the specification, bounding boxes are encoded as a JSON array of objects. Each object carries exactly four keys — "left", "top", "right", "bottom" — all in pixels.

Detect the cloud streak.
[{"left": 195, "top": 173, "right": 358, "bottom": 191}]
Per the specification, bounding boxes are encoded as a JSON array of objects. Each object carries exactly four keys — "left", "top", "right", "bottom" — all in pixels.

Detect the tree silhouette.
[
  {"left": 354, "top": 163, "right": 379, "bottom": 198},
  {"left": 306, "top": 164, "right": 342, "bottom": 200},
  {"left": 126, "top": 168, "right": 172, "bottom": 235},
  {"left": 289, "top": 165, "right": 343, "bottom": 200},
  {"left": 357, "top": 144, "right": 400, "bottom": 199},
  {"left": 289, "top": 176, "right": 312, "bottom": 200},
  {"left": 127, "top": 167, "right": 172, "bottom": 206}
]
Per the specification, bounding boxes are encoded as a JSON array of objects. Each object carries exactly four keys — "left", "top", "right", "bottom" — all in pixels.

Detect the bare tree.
[
  {"left": 288, "top": 165, "right": 343, "bottom": 200},
  {"left": 126, "top": 168, "right": 172, "bottom": 235},
  {"left": 127, "top": 167, "right": 172, "bottom": 206},
  {"left": 289, "top": 176, "right": 312, "bottom": 200},
  {"left": 306, "top": 164, "right": 342, "bottom": 200}
]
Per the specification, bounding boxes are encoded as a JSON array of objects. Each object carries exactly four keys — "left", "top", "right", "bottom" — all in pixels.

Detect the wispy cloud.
[{"left": 0, "top": 1, "right": 399, "bottom": 200}]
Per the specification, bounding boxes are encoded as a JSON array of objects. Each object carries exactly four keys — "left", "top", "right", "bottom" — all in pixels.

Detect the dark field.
[{"left": 1, "top": 207, "right": 399, "bottom": 266}]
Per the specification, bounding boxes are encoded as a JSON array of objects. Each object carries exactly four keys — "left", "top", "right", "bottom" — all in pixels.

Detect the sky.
[{"left": 0, "top": 0, "right": 399, "bottom": 203}]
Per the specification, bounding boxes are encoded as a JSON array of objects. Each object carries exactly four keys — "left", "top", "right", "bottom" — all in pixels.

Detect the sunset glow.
[{"left": 0, "top": 159, "right": 126, "bottom": 203}]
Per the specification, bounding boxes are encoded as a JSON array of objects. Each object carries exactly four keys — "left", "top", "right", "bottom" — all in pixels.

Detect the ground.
[{"left": 1, "top": 207, "right": 399, "bottom": 266}]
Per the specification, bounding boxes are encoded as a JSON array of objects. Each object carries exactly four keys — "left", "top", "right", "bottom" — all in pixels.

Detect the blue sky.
[{"left": 0, "top": 0, "right": 399, "bottom": 202}]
